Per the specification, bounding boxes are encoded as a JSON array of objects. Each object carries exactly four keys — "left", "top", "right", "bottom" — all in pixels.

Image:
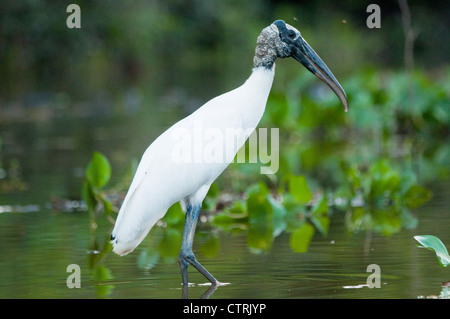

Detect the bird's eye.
[{"left": 287, "top": 30, "right": 296, "bottom": 38}]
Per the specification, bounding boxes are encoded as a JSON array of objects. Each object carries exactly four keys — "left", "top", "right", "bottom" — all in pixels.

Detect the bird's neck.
[
  {"left": 238, "top": 65, "right": 275, "bottom": 129},
  {"left": 253, "top": 26, "right": 279, "bottom": 69}
]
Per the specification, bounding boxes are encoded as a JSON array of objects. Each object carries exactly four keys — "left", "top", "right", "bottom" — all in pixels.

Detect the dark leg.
[{"left": 178, "top": 202, "right": 219, "bottom": 286}]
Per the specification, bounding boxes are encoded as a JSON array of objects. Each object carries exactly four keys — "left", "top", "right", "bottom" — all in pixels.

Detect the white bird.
[{"left": 111, "top": 20, "right": 348, "bottom": 286}]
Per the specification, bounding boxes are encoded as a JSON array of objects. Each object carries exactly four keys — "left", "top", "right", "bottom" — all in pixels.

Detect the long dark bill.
[{"left": 292, "top": 37, "right": 348, "bottom": 112}]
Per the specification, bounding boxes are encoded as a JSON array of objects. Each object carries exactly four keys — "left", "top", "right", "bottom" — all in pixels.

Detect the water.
[
  {"left": 0, "top": 115, "right": 449, "bottom": 299},
  {"left": 0, "top": 184, "right": 448, "bottom": 299}
]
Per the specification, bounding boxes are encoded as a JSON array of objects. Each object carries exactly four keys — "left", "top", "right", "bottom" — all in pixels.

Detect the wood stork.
[{"left": 111, "top": 20, "right": 348, "bottom": 286}]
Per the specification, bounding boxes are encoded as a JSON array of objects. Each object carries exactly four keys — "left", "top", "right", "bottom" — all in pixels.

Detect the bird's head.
[{"left": 255, "top": 20, "right": 348, "bottom": 111}]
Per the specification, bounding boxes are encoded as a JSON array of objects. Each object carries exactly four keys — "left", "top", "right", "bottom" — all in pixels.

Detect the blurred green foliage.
[
  {"left": 1, "top": 0, "right": 448, "bottom": 103},
  {"left": 337, "top": 160, "right": 431, "bottom": 235},
  {"left": 228, "top": 67, "right": 449, "bottom": 191}
]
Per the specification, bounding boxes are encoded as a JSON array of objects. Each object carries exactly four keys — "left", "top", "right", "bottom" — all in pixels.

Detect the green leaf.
[
  {"left": 163, "top": 202, "right": 184, "bottom": 226},
  {"left": 267, "top": 196, "right": 287, "bottom": 237},
  {"left": 311, "top": 193, "right": 328, "bottom": 216},
  {"left": 247, "top": 221, "right": 273, "bottom": 253},
  {"left": 211, "top": 201, "right": 248, "bottom": 231},
  {"left": 369, "top": 160, "right": 401, "bottom": 199},
  {"left": 211, "top": 214, "right": 247, "bottom": 231},
  {"left": 82, "top": 180, "right": 97, "bottom": 213},
  {"left": 345, "top": 164, "right": 362, "bottom": 192},
  {"left": 414, "top": 235, "right": 450, "bottom": 267},
  {"left": 247, "top": 182, "right": 270, "bottom": 197},
  {"left": 213, "top": 204, "right": 247, "bottom": 225},
  {"left": 100, "top": 196, "right": 114, "bottom": 216},
  {"left": 247, "top": 183, "right": 272, "bottom": 222},
  {"left": 86, "top": 152, "right": 111, "bottom": 189},
  {"left": 288, "top": 175, "right": 312, "bottom": 204},
  {"left": 372, "top": 209, "right": 402, "bottom": 236},
  {"left": 227, "top": 200, "right": 247, "bottom": 216},
  {"left": 290, "top": 222, "right": 315, "bottom": 253},
  {"left": 310, "top": 194, "right": 330, "bottom": 235},
  {"left": 404, "top": 185, "right": 432, "bottom": 208}
]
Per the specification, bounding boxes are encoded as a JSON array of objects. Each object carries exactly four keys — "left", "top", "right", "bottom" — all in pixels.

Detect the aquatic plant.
[{"left": 414, "top": 235, "right": 450, "bottom": 268}]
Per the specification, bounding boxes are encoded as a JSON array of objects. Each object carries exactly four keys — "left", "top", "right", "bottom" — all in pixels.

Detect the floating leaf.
[{"left": 414, "top": 235, "right": 450, "bottom": 267}]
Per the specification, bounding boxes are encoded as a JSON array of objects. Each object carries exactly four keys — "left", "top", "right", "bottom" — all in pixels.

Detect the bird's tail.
[
  {"left": 110, "top": 168, "right": 173, "bottom": 256},
  {"left": 110, "top": 207, "right": 164, "bottom": 256},
  {"left": 110, "top": 228, "right": 150, "bottom": 256}
]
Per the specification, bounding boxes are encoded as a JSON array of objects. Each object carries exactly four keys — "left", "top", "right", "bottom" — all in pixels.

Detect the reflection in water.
[
  {"left": 181, "top": 283, "right": 220, "bottom": 299},
  {"left": 0, "top": 196, "right": 449, "bottom": 298},
  {"left": 86, "top": 227, "right": 115, "bottom": 298}
]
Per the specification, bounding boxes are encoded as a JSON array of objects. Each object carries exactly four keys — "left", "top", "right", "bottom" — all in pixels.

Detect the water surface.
[{"left": 0, "top": 182, "right": 448, "bottom": 299}]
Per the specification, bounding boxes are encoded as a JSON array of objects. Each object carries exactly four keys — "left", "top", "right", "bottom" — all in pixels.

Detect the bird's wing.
[{"left": 112, "top": 89, "right": 248, "bottom": 255}]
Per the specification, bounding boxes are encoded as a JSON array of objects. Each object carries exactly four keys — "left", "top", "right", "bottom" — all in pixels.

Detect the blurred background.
[{"left": 0, "top": 0, "right": 448, "bottom": 298}]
